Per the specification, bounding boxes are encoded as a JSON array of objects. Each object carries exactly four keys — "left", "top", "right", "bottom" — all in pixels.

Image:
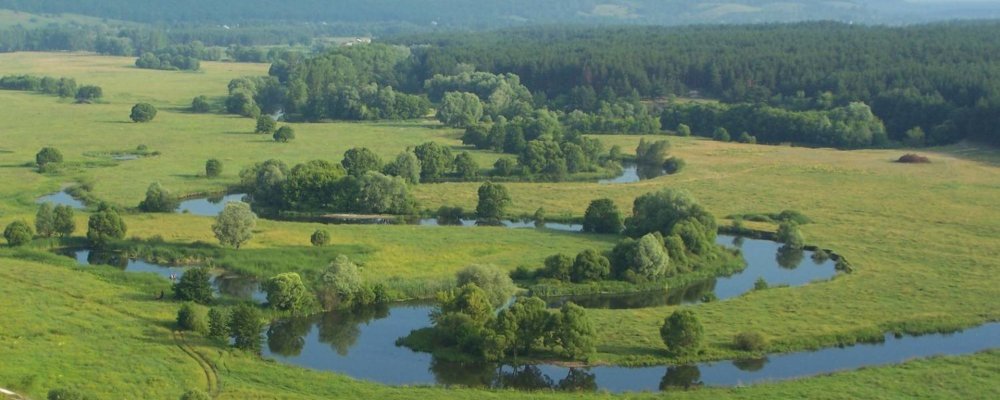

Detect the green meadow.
[{"left": 0, "top": 52, "right": 998, "bottom": 398}]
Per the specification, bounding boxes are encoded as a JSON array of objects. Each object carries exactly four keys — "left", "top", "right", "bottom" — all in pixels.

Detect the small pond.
[
  {"left": 36, "top": 191, "right": 86, "bottom": 209},
  {"left": 264, "top": 302, "right": 999, "bottom": 392},
  {"left": 64, "top": 249, "right": 265, "bottom": 302},
  {"left": 545, "top": 235, "right": 838, "bottom": 309},
  {"left": 176, "top": 193, "right": 248, "bottom": 217}
]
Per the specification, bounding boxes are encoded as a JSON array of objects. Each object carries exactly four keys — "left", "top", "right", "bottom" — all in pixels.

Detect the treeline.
[
  {"left": 661, "top": 101, "right": 890, "bottom": 148},
  {"left": 0, "top": 74, "right": 102, "bottom": 101},
  {"left": 392, "top": 22, "right": 1000, "bottom": 145},
  {"left": 5, "top": 1, "right": 996, "bottom": 27}
]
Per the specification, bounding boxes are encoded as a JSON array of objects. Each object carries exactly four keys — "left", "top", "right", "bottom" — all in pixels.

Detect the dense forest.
[
  {"left": 393, "top": 22, "right": 1000, "bottom": 145},
  {"left": 3, "top": 1, "right": 1000, "bottom": 27}
]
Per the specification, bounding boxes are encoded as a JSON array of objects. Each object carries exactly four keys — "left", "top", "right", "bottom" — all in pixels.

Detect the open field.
[
  {"left": 2, "top": 257, "right": 998, "bottom": 399},
  {"left": 0, "top": 52, "right": 998, "bottom": 397}
]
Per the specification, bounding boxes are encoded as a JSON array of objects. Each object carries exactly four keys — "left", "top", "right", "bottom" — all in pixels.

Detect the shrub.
[
  {"left": 754, "top": 277, "right": 769, "bottom": 290},
  {"left": 47, "top": 388, "right": 93, "bottom": 400},
  {"left": 205, "top": 159, "right": 223, "bottom": 178},
  {"left": 676, "top": 123, "right": 692, "bottom": 137},
  {"left": 179, "top": 389, "right": 212, "bottom": 400},
  {"left": 3, "top": 220, "right": 33, "bottom": 247},
  {"left": 897, "top": 153, "right": 930, "bottom": 163},
  {"left": 310, "top": 229, "right": 330, "bottom": 246},
  {"left": 255, "top": 114, "right": 277, "bottom": 134},
  {"left": 571, "top": 249, "right": 611, "bottom": 283},
  {"left": 663, "top": 157, "right": 686, "bottom": 175},
  {"left": 582, "top": 198, "right": 623, "bottom": 234},
  {"left": 36, "top": 202, "right": 55, "bottom": 237},
  {"left": 138, "top": 182, "right": 179, "bottom": 212},
  {"left": 176, "top": 302, "right": 208, "bottom": 333},
  {"left": 228, "top": 303, "right": 264, "bottom": 353},
  {"left": 436, "top": 206, "right": 465, "bottom": 225},
  {"left": 273, "top": 126, "right": 295, "bottom": 142},
  {"left": 54, "top": 204, "right": 77, "bottom": 237},
  {"left": 738, "top": 132, "right": 757, "bottom": 144},
  {"left": 660, "top": 309, "right": 703, "bottom": 356},
  {"left": 776, "top": 221, "right": 805, "bottom": 249},
  {"left": 191, "top": 95, "right": 211, "bottom": 113},
  {"left": 173, "top": 268, "right": 214, "bottom": 304},
  {"left": 208, "top": 308, "right": 229, "bottom": 339},
  {"left": 87, "top": 204, "right": 127, "bottom": 247},
  {"left": 75, "top": 85, "right": 103, "bottom": 101},
  {"left": 130, "top": 103, "right": 157, "bottom": 122},
  {"left": 264, "top": 272, "right": 309, "bottom": 312},
  {"left": 733, "top": 331, "right": 768, "bottom": 351},
  {"left": 542, "top": 253, "right": 573, "bottom": 281},
  {"left": 456, "top": 264, "right": 516, "bottom": 308},
  {"left": 492, "top": 157, "right": 517, "bottom": 176},
  {"left": 712, "top": 127, "right": 731, "bottom": 142},
  {"left": 36, "top": 147, "right": 64, "bottom": 167},
  {"left": 776, "top": 209, "right": 812, "bottom": 225}
]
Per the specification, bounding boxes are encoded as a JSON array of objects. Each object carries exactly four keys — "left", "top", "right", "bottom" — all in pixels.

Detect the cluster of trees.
[
  {"left": 661, "top": 101, "right": 890, "bottom": 149},
  {"left": 527, "top": 190, "right": 721, "bottom": 285},
  {"left": 176, "top": 301, "right": 265, "bottom": 354},
  {"left": 315, "top": 255, "right": 388, "bottom": 310},
  {"left": 411, "top": 264, "right": 594, "bottom": 361},
  {"left": 240, "top": 158, "right": 416, "bottom": 215},
  {"left": 1, "top": 74, "right": 102, "bottom": 101},
  {"left": 394, "top": 22, "right": 1000, "bottom": 146},
  {"left": 231, "top": 44, "right": 429, "bottom": 121},
  {"left": 135, "top": 42, "right": 219, "bottom": 70}
]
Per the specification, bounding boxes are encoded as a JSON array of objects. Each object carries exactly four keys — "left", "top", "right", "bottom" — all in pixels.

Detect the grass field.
[
  {"left": 2, "top": 258, "right": 998, "bottom": 399},
  {"left": 0, "top": 52, "right": 998, "bottom": 397}
]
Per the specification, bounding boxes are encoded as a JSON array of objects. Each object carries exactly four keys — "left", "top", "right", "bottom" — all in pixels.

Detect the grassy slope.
[{"left": 2, "top": 257, "right": 998, "bottom": 399}]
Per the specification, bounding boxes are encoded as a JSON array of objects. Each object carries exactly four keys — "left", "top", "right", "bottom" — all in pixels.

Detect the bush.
[
  {"left": 542, "top": 253, "right": 573, "bottom": 281},
  {"left": 228, "top": 303, "right": 264, "bottom": 353},
  {"left": 676, "top": 123, "right": 692, "bottom": 137},
  {"left": 571, "top": 249, "right": 611, "bottom": 283},
  {"left": 582, "top": 198, "right": 623, "bottom": 234},
  {"left": 36, "top": 203, "right": 55, "bottom": 237},
  {"left": 179, "top": 389, "right": 212, "bottom": 400},
  {"left": 660, "top": 309, "right": 703, "bottom": 356},
  {"left": 492, "top": 158, "right": 517, "bottom": 176},
  {"left": 663, "top": 157, "right": 686, "bottom": 174},
  {"left": 3, "top": 220, "right": 33, "bottom": 247},
  {"left": 87, "top": 204, "right": 127, "bottom": 247},
  {"left": 255, "top": 114, "right": 277, "bottom": 134},
  {"left": 47, "top": 388, "right": 93, "bottom": 400},
  {"left": 436, "top": 206, "right": 465, "bottom": 225},
  {"left": 176, "top": 302, "right": 208, "bottom": 333},
  {"left": 264, "top": 272, "right": 309, "bottom": 312},
  {"left": 897, "top": 153, "right": 930, "bottom": 163},
  {"left": 130, "top": 103, "right": 157, "bottom": 122},
  {"left": 273, "top": 126, "right": 295, "bottom": 142},
  {"left": 754, "top": 277, "right": 769, "bottom": 290},
  {"left": 712, "top": 127, "right": 731, "bottom": 142},
  {"left": 75, "top": 85, "right": 103, "bottom": 101},
  {"left": 205, "top": 159, "right": 223, "bottom": 178},
  {"left": 776, "top": 209, "right": 812, "bottom": 225},
  {"left": 776, "top": 221, "right": 805, "bottom": 249},
  {"left": 36, "top": 147, "right": 64, "bottom": 167},
  {"left": 173, "top": 268, "right": 214, "bottom": 304},
  {"left": 191, "top": 95, "right": 211, "bottom": 113},
  {"left": 738, "top": 132, "right": 757, "bottom": 144},
  {"left": 733, "top": 331, "right": 768, "bottom": 351},
  {"left": 138, "top": 182, "right": 179, "bottom": 212},
  {"left": 208, "top": 308, "right": 229, "bottom": 339},
  {"left": 456, "top": 264, "right": 516, "bottom": 308},
  {"left": 311, "top": 229, "right": 330, "bottom": 246}
]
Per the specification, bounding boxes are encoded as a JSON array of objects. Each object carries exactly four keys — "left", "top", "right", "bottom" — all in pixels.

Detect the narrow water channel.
[{"left": 263, "top": 301, "right": 999, "bottom": 392}]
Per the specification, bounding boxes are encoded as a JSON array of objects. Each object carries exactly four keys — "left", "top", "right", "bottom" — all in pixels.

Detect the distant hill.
[{"left": 1, "top": 0, "right": 998, "bottom": 29}]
